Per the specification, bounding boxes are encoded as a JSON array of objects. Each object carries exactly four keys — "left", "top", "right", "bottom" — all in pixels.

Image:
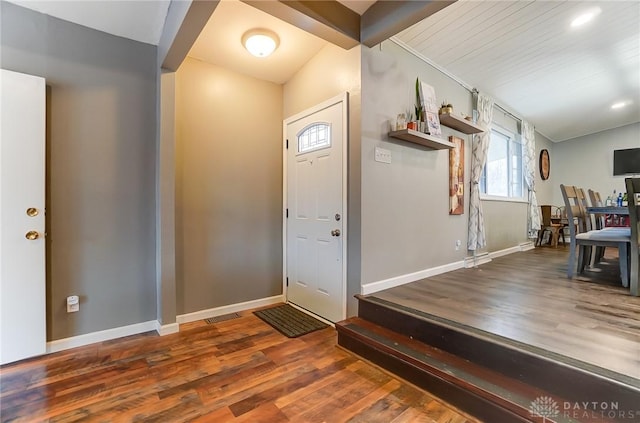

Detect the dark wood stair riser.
[
  {"left": 337, "top": 331, "right": 531, "bottom": 423},
  {"left": 356, "top": 297, "right": 640, "bottom": 414}
]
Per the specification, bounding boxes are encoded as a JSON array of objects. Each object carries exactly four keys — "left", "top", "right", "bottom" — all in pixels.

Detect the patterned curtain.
[
  {"left": 467, "top": 94, "right": 494, "bottom": 251},
  {"left": 522, "top": 121, "right": 541, "bottom": 238}
]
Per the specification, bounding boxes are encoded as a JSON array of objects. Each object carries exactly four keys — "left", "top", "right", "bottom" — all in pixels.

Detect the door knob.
[
  {"left": 331, "top": 229, "right": 341, "bottom": 237},
  {"left": 25, "top": 231, "right": 39, "bottom": 240}
]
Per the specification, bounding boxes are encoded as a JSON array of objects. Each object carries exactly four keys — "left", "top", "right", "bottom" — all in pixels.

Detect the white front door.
[
  {"left": 285, "top": 94, "right": 347, "bottom": 323},
  {"left": 0, "top": 69, "right": 46, "bottom": 364}
]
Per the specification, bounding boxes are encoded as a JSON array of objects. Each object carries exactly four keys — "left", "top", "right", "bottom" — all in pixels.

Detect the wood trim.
[
  {"left": 361, "top": 1, "right": 456, "bottom": 47},
  {"left": 162, "top": 0, "right": 220, "bottom": 71},
  {"left": 242, "top": 0, "right": 360, "bottom": 49}
]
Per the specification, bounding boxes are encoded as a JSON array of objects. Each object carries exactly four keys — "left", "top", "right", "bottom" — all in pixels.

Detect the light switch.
[{"left": 374, "top": 147, "right": 392, "bottom": 164}]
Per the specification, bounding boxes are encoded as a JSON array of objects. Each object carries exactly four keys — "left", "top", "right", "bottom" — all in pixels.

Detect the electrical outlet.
[
  {"left": 455, "top": 240, "right": 462, "bottom": 251},
  {"left": 374, "top": 147, "right": 392, "bottom": 164},
  {"left": 67, "top": 295, "right": 79, "bottom": 313}
]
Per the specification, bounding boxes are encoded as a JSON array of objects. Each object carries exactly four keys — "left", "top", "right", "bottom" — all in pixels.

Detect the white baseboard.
[
  {"left": 45, "top": 296, "right": 286, "bottom": 354},
  {"left": 490, "top": 245, "right": 521, "bottom": 259},
  {"left": 176, "top": 295, "right": 284, "bottom": 324},
  {"left": 520, "top": 241, "right": 535, "bottom": 251},
  {"left": 155, "top": 321, "right": 179, "bottom": 336},
  {"left": 361, "top": 260, "right": 465, "bottom": 295},
  {"left": 46, "top": 320, "right": 158, "bottom": 354},
  {"left": 465, "top": 252, "right": 492, "bottom": 268}
]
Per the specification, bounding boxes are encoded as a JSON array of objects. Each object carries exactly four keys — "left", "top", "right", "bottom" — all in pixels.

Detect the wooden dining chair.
[
  {"left": 560, "top": 184, "right": 630, "bottom": 286},
  {"left": 625, "top": 177, "right": 640, "bottom": 296},
  {"left": 588, "top": 189, "right": 606, "bottom": 262},
  {"left": 536, "top": 205, "right": 565, "bottom": 247}
]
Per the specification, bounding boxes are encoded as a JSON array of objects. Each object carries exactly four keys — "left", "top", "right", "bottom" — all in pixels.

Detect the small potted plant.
[{"left": 439, "top": 101, "right": 453, "bottom": 115}]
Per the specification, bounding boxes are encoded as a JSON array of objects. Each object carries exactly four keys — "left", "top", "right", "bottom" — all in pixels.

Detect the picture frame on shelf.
[{"left": 418, "top": 81, "right": 441, "bottom": 135}]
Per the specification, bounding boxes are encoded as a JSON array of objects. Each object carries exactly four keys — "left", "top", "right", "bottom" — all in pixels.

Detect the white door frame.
[{"left": 282, "top": 92, "right": 348, "bottom": 321}]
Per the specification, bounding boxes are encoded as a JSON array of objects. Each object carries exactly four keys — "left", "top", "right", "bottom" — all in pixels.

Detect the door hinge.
[
  {"left": 286, "top": 139, "right": 289, "bottom": 149},
  {"left": 286, "top": 277, "right": 289, "bottom": 287},
  {"left": 286, "top": 208, "right": 288, "bottom": 218}
]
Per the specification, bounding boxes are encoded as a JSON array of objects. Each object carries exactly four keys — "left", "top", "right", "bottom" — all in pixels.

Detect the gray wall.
[
  {"left": 1, "top": 2, "right": 158, "bottom": 340},
  {"left": 361, "top": 40, "right": 472, "bottom": 285},
  {"left": 175, "top": 57, "right": 283, "bottom": 315},
  {"left": 552, "top": 123, "right": 640, "bottom": 206},
  {"left": 360, "top": 40, "right": 542, "bottom": 285},
  {"left": 534, "top": 131, "right": 555, "bottom": 206}
]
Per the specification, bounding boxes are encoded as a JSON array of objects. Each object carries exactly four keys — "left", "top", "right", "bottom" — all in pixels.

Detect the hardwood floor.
[
  {"left": 373, "top": 246, "right": 640, "bottom": 382},
  {"left": 0, "top": 309, "right": 477, "bottom": 422}
]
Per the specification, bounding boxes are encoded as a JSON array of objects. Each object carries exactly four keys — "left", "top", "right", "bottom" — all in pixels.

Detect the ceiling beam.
[
  {"left": 162, "top": 0, "right": 220, "bottom": 71},
  {"left": 361, "top": 0, "right": 456, "bottom": 47},
  {"left": 242, "top": 0, "right": 361, "bottom": 49}
]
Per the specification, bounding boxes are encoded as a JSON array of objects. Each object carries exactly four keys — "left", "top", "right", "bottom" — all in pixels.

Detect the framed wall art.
[
  {"left": 539, "top": 149, "right": 550, "bottom": 180},
  {"left": 449, "top": 136, "right": 464, "bottom": 215}
]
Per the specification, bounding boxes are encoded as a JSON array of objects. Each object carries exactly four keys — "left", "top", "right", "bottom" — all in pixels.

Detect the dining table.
[
  {"left": 586, "top": 206, "right": 629, "bottom": 215},
  {"left": 586, "top": 206, "right": 630, "bottom": 228}
]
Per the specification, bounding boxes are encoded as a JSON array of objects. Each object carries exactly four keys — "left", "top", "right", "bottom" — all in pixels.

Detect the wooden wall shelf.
[
  {"left": 439, "top": 113, "right": 484, "bottom": 134},
  {"left": 388, "top": 129, "right": 454, "bottom": 150}
]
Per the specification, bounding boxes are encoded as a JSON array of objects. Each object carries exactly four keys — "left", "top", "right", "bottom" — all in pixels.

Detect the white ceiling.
[
  {"left": 7, "top": 0, "right": 170, "bottom": 45},
  {"left": 395, "top": 0, "right": 640, "bottom": 142},
  {"left": 188, "top": 0, "right": 328, "bottom": 84},
  {"left": 7, "top": 0, "right": 640, "bottom": 142}
]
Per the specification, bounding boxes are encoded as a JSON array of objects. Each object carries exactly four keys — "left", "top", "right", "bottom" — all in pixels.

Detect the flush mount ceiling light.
[
  {"left": 611, "top": 101, "right": 628, "bottom": 109},
  {"left": 570, "top": 7, "right": 601, "bottom": 28},
  {"left": 242, "top": 29, "right": 279, "bottom": 58}
]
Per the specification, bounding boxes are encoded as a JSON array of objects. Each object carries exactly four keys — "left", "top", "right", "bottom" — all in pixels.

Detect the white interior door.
[
  {"left": 0, "top": 69, "right": 46, "bottom": 365},
  {"left": 285, "top": 94, "right": 347, "bottom": 323}
]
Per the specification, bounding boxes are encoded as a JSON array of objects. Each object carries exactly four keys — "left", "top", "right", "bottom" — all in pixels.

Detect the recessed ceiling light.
[
  {"left": 611, "top": 101, "right": 627, "bottom": 109},
  {"left": 242, "top": 29, "right": 279, "bottom": 58},
  {"left": 571, "top": 7, "right": 601, "bottom": 28}
]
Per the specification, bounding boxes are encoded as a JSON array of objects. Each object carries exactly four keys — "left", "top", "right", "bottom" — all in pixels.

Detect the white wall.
[{"left": 552, "top": 123, "right": 640, "bottom": 206}]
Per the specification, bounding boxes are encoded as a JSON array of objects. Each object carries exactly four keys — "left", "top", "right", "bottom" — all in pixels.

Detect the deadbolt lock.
[
  {"left": 25, "top": 231, "right": 39, "bottom": 240},
  {"left": 26, "top": 207, "right": 39, "bottom": 217}
]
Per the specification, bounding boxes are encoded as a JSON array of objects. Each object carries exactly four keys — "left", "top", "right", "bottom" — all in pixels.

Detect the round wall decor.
[{"left": 539, "top": 149, "right": 550, "bottom": 180}]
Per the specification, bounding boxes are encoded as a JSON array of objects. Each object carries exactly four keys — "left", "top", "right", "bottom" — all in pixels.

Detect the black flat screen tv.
[{"left": 613, "top": 148, "right": 640, "bottom": 175}]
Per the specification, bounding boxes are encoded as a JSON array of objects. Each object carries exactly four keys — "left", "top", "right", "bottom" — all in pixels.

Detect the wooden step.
[
  {"left": 336, "top": 295, "right": 640, "bottom": 422},
  {"left": 337, "top": 317, "right": 581, "bottom": 423}
]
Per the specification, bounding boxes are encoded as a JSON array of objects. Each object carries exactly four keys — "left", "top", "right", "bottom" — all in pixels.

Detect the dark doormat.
[{"left": 254, "top": 304, "right": 329, "bottom": 338}]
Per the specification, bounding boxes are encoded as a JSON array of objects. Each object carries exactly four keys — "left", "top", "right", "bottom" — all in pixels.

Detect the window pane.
[
  {"left": 511, "top": 139, "right": 523, "bottom": 197},
  {"left": 298, "top": 123, "right": 331, "bottom": 153},
  {"left": 485, "top": 131, "right": 509, "bottom": 196}
]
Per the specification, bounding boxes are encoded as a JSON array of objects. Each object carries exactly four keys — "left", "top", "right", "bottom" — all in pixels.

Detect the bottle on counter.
[{"left": 617, "top": 193, "right": 623, "bottom": 207}]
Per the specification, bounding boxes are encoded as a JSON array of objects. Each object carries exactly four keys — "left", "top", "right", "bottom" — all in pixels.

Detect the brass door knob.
[
  {"left": 331, "top": 229, "right": 341, "bottom": 237},
  {"left": 25, "top": 231, "right": 39, "bottom": 240}
]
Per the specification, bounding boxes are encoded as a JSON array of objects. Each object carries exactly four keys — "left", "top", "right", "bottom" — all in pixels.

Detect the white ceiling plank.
[{"left": 396, "top": 0, "right": 640, "bottom": 141}]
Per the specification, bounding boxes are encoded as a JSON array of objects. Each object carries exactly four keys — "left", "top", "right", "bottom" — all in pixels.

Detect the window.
[
  {"left": 480, "top": 126, "right": 523, "bottom": 199},
  {"left": 297, "top": 123, "right": 330, "bottom": 154}
]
